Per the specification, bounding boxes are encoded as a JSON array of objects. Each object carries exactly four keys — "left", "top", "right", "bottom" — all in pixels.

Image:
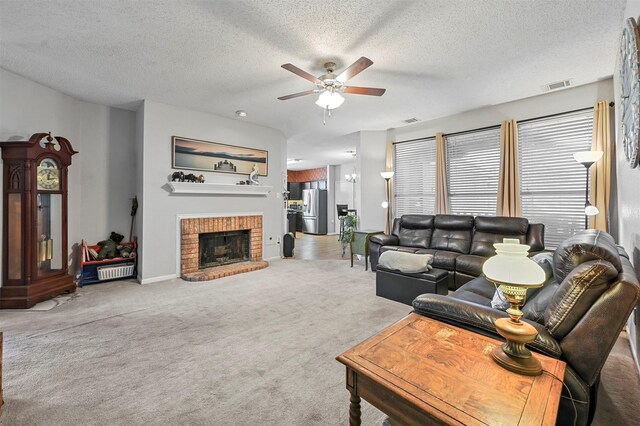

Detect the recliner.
[{"left": 412, "top": 229, "right": 640, "bottom": 425}]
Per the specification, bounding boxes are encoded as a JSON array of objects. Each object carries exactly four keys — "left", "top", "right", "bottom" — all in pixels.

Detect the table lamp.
[{"left": 482, "top": 240, "right": 546, "bottom": 376}]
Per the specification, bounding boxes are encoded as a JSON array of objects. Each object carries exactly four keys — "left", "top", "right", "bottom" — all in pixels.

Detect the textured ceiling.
[{"left": 0, "top": 0, "right": 626, "bottom": 170}]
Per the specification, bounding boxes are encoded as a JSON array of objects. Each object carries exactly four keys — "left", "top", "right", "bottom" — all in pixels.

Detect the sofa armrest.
[
  {"left": 412, "top": 293, "right": 562, "bottom": 358},
  {"left": 370, "top": 234, "right": 399, "bottom": 246}
]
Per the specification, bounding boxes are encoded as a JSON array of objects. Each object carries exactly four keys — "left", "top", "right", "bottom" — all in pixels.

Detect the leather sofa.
[
  {"left": 412, "top": 229, "right": 640, "bottom": 425},
  {"left": 370, "top": 214, "right": 545, "bottom": 290}
]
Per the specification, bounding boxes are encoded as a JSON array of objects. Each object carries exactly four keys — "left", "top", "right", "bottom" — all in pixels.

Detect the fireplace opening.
[{"left": 199, "top": 230, "right": 250, "bottom": 269}]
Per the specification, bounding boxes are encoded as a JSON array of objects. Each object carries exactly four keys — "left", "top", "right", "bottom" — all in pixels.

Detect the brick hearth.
[{"left": 180, "top": 215, "right": 267, "bottom": 281}]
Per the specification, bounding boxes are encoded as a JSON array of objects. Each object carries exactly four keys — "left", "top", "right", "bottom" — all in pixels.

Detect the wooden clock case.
[{"left": 0, "top": 133, "right": 77, "bottom": 309}]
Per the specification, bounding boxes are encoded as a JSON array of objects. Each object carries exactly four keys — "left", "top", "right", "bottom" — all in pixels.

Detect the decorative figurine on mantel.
[{"left": 249, "top": 163, "right": 260, "bottom": 185}]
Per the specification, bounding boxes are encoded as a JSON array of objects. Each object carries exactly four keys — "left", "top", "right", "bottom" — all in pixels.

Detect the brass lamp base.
[{"left": 492, "top": 317, "right": 542, "bottom": 376}]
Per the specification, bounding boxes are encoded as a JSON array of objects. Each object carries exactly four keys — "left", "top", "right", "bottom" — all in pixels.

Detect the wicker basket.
[{"left": 97, "top": 263, "right": 135, "bottom": 281}]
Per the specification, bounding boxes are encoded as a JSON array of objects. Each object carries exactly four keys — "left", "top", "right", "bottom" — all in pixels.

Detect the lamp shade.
[
  {"left": 380, "top": 171, "right": 395, "bottom": 179},
  {"left": 573, "top": 150, "right": 603, "bottom": 165},
  {"left": 585, "top": 204, "right": 600, "bottom": 216},
  {"left": 315, "top": 91, "right": 344, "bottom": 109},
  {"left": 482, "top": 242, "right": 545, "bottom": 287}
]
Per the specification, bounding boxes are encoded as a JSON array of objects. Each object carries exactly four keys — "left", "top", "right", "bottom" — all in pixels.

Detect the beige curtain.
[
  {"left": 497, "top": 120, "right": 522, "bottom": 217},
  {"left": 385, "top": 140, "right": 395, "bottom": 234},
  {"left": 435, "top": 133, "right": 450, "bottom": 214},
  {"left": 589, "top": 101, "right": 613, "bottom": 231}
]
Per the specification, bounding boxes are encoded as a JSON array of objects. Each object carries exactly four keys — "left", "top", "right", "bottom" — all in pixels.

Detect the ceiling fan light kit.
[
  {"left": 315, "top": 90, "right": 344, "bottom": 110},
  {"left": 278, "top": 56, "right": 386, "bottom": 124}
]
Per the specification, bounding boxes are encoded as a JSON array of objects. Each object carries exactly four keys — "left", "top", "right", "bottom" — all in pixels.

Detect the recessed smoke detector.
[
  {"left": 235, "top": 110, "right": 247, "bottom": 117},
  {"left": 403, "top": 117, "right": 421, "bottom": 124},
  {"left": 541, "top": 80, "right": 572, "bottom": 92}
]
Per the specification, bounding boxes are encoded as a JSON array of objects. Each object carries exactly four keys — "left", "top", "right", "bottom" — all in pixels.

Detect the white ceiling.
[{"left": 0, "top": 0, "right": 626, "bottom": 170}]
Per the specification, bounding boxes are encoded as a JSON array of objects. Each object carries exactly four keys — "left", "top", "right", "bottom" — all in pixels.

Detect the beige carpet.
[{"left": 0, "top": 259, "right": 637, "bottom": 425}]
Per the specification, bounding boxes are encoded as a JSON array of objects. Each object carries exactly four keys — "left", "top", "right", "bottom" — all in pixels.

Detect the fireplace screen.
[{"left": 199, "top": 230, "right": 250, "bottom": 269}]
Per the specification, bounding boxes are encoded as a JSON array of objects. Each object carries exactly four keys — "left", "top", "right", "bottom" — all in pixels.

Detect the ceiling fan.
[{"left": 278, "top": 57, "right": 385, "bottom": 121}]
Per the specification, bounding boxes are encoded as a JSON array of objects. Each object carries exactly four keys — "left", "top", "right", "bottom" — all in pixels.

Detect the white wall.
[
  {"left": 616, "top": 0, "right": 640, "bottom": 375},
  {"left": 332, "top": 162, "right": 356, "bottom": 233},
  {"left": 394, "top": 79, "right": 614, "bottom": 141},
  {"left": 139, "top": 100, "right": 285, "bottom": 282},
  {"left": 0, "top": 68, "right": 137, "bottom": 277},
  {"left": 356, "top": 131, "right": 387, "bottom": 231}
]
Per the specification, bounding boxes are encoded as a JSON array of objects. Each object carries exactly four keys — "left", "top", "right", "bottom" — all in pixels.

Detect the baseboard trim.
[
  {"left": 628, "top": 316, "right": 640, "bottom": 377},
  {"left": 139, "top": 274, "right": 178, "bottom": 285}
]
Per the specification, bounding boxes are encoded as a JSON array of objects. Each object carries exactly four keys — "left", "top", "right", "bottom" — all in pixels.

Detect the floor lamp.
[
  {"left": 346, "top": 169, "right": 357, "bottom": 209},
  {"left": 380, "top": 171, "right": 394, "bottom": 234},
  {"left": 573, "top": 150, "right": 603, "bottom": 229}
]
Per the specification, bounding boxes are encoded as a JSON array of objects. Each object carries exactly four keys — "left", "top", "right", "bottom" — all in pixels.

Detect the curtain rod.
[{"left": 394, "top": 102, "right": 615, "bottom": 145}]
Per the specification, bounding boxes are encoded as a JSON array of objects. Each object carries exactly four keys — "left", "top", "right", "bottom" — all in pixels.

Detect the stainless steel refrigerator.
[{"left": 302, "top": 189, "right": 327, "bottom": 235}]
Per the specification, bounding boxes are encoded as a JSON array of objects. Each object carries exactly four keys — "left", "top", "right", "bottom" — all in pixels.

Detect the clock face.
[
  {"left": 37, "top": 158, "right": 60, "bottom": 191},
  {"left": 620, "top": 17, "right": 640, "bottom": 169}
]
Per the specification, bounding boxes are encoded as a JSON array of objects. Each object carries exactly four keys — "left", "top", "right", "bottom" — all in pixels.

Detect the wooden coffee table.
[{"left": 336, "top": 314, "right": 565, "bottom": 425}]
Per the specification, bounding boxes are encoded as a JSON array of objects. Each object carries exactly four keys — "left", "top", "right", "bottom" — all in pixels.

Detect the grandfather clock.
[{"left": 0, "top": 133, "right": 77, "bottom": 309}]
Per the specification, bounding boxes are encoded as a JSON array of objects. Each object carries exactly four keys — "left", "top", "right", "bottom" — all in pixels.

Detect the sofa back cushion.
[
  {"left": 395, "top": 215, "right": 434, "bottom": 248},
  {"left": 526, "top": 223, "right": 545, "bottom": 252},
  {"left": 470, "top": 216, "right": 529, "bottom": 257},
  {"left": 544, "top": 259, "right": 618, "bottom": 339},
  {"left": 553, "top": 229, "right": 622, "bottom": 283},
  {"left": 430, "top": 215, "right": 474, "bottom": 254}
]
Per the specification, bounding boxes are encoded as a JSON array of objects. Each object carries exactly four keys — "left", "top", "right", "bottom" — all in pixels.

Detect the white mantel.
[{"left": 168, "top": 182, "right": 273, "bottom": 196}]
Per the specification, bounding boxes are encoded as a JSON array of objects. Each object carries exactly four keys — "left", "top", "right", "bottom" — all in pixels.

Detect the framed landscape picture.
[{"left": 172, "top": 136, "right": 268, "bottom": 176}]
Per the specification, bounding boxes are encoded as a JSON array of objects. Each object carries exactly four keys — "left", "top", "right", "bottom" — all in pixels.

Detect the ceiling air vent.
[
  {"left": 403, "top": 117, "right": 421, "bottom": 124},
  {"left": 541, "top": 80, "right": 572, "bottom": 92}
]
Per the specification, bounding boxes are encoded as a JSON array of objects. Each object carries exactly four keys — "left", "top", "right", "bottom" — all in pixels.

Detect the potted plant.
[{"left": 339, "top": 213, "right": 358, "bottom": 256}]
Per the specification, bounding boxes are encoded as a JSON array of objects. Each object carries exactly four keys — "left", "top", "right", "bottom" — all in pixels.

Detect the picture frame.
[{"left": 172, "top": 136, "right": 268, "bottom": 176}]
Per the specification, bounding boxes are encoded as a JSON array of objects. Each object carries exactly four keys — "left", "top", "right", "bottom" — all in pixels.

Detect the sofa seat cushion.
[
  {"left": 455, "top": 254, "right": 486, "bottom": 277},
  {"left": 417, "top": 250, "right": 459, "bottom": 271},
  {"left": 451, "top": 276, "right": 496, "bottom": 302},
  {"left": 378, "top": 251, "right": 434, "bottom": 274}
]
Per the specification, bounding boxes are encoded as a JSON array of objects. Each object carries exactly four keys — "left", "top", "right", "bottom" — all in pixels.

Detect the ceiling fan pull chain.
[{"left": 323, "top": 106, "right": 327, "bottom": 125}]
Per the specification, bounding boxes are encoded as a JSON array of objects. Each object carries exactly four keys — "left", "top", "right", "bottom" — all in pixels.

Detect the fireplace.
[
  {"left": 199, "top": 230, "right": 250, "bottom": 269},
  {"left": 180, "top": 215, "right": 268, "bottom": 281}
]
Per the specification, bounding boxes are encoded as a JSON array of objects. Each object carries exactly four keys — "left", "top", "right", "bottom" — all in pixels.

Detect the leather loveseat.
[
  {"left": 412, "top": 229, "right": 640, "bottom": 425},
  {"left": 370, "top": 214, "right": 545, "bottom": 290}
]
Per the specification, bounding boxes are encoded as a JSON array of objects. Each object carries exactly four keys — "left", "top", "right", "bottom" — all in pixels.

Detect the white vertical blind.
[
  {"left": 518, "top": 109, "right": 593, "bottom": 248},
  {"left": 446, "top": 127, "right": 502, "bottom": 216},
  {"left": 394, "top": 138, "right": 436, "bottom": 216}
]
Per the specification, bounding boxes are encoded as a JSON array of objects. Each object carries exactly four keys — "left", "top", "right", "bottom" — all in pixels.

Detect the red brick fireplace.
[{"left": 180, "top": 215, "right": 268, "bottom": 281}]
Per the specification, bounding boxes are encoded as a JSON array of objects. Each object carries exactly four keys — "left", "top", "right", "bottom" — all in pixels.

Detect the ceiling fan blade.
[
  {"left": 336, "top": 57, "right": 373, "bottom": 83},
  {"left": 343, "top": 86, "right": 386, "bottom": 96},
  {"left": 281, "top": 63, "right": 322, "bottom": 84},
  {"left": 277, "top": 89, "right": 317, "bottom": 100}
]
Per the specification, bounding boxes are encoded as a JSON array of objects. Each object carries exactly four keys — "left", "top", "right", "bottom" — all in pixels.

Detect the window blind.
[
  {"left": 446, "top": 127, "right": 501, "bottom": 216},
  {"left": 394, "top": 138, "right": 436, "bottom": 216},
  {"left": 518, "top": 109, "right": 593, "bottom": 248}
]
